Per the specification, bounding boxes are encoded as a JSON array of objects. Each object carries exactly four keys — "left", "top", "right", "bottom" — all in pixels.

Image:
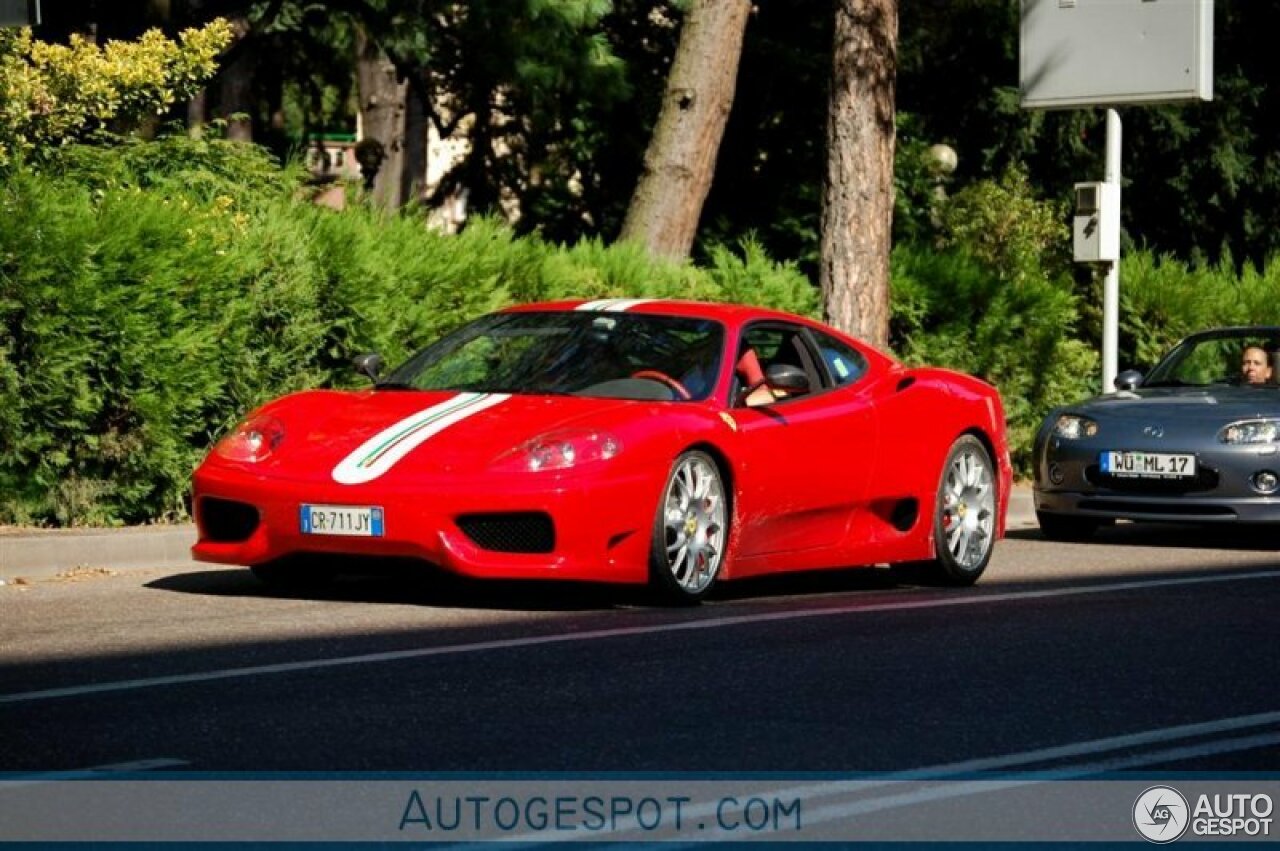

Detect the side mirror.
[
  {"left": 1114, "top": 369, "right": 1143, "bottom": 392},
  {"left": 766, "top": 363, "right": 810, "bottom": 394},
  {"left": 353, "top": 353, "right": 384, "bottom": 383}
]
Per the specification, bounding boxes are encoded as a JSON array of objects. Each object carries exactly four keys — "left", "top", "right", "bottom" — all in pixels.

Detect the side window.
[
  {"left": 734, "top": 324, "right": 825, "bottom": 407},
  {"left": 811, "top": 329, "right": 868, "bottom": 387}
]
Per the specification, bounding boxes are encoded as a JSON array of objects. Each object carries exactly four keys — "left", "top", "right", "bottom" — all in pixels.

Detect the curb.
[
  {"left": 0, "top": 486, "right": 1038, "bottom": 584},
  {"left": 0, "top": 525, "right": 197, "bottom": 583}
]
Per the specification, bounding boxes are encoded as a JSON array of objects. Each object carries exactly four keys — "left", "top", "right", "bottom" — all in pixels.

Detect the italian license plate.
[
  {"left": 300, "top": 504, "right": 384, "bottom": 537},
  {"left": 1100, "top": 451, "right": 1196, "bottom": 479}
]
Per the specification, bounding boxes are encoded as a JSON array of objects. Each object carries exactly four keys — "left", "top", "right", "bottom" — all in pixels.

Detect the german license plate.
[
  {"left": 300, "top": 504, "right": 384, "bottom": 536},
  {"left": 1100, "top": 451, "right": 1196, "bottom": 479}
]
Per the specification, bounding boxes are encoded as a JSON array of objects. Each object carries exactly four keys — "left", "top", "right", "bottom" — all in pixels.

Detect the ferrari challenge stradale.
[{"left": 192, "top": 299, "right": 1011, "bottom": 602}]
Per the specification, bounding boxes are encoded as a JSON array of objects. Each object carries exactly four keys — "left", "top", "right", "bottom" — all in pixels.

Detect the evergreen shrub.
[
  {"left": 891, "top": 169, "right": 1097, "bottom": 472},
  {"left": 0, "top": 141, "right": 817, "bottom": 525}
]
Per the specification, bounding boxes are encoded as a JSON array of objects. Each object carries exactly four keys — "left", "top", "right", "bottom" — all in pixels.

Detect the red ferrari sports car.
[{"left": 192, "top": 299, "right": 1011, "bottom": 601}]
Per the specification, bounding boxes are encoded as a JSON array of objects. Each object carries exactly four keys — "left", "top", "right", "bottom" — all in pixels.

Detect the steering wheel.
[{"left": 631, "top": 369, "right": 692, "bottom": 400}]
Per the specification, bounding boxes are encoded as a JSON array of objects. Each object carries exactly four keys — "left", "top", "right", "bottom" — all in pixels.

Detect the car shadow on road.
[
  {"left": 147, "top": 560, "right": 932, "bottom": 611},
  {"left": 1008, "top": 522, "right": 1280, "bottom": 551}
]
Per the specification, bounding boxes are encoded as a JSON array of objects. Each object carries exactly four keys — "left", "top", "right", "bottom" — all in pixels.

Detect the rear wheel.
[
  {"left": 649, "top": 451, "right": 728, "bottom": 604},
  {"left": 928, "top": 435, "right": 997, "bottom": 585},
  {"left": 1036, "top": 511, "right": 1101, "bottom": 542}
]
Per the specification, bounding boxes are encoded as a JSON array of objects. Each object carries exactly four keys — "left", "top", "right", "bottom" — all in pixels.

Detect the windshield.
[
  {"left": 382, "top": 311, "right": 725, "bottom": 402},
  {"left": 1145, "top": 330, "right": 1280, "bottom": 388}
]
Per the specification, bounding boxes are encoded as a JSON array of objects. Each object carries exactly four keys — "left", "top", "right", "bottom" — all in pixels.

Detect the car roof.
[{"left": 500, "top": 298, "right": 813, "bottom": 327}]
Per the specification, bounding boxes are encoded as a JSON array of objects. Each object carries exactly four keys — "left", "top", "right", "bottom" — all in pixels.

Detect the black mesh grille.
[
  {"left": 1085, "top": 464, "right": 1220, "bottom": 494},
  {"left": 457, "top": 512, "right": 555, "bottom": 553},
  {"left": 198, "top": 497, "right": 260, "bottom": 542}
]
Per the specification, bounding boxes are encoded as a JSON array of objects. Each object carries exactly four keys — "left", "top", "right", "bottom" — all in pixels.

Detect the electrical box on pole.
[
  {"left": 1072, "top": 182, "right": 1120, "bottom": 263},
  {"left": 1020, "top": 0, "right": 1214, "bottom": 393}
]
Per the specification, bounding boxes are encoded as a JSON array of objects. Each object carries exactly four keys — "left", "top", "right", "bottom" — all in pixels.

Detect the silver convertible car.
[{"left": 1034, "top": 327, "right": 1280, "bottom": 540}]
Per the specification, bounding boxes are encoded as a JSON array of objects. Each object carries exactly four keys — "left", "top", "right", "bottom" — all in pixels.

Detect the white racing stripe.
[
  {"left": 574, "top": 298, "right": 655, "bottom": 312},
  {"left": 1, "top": 569, "right": 1276, "bottom": 706},
  {"left": 331, "top": 392, "right": 509, "bottom": 485}
]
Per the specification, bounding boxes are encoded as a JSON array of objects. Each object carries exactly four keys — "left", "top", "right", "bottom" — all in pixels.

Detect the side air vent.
[
  {"left": 896, "top": 376, "right": 916, "bottom": 392},
  {"left": 457, "top": 512, "right": 555, "bottom": 553},
  {"left": 890, "top": 498, "right": 919, "bottom": 532}
]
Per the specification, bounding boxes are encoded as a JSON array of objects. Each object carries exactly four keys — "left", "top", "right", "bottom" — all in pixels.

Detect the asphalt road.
[{"left": 2, "top": 524, "right": 1279, "bottom": 774}]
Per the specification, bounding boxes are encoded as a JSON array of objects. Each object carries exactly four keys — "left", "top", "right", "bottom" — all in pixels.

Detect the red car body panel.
[{"left": 192, "top": 300, "right": 1011, "bottom": 585}]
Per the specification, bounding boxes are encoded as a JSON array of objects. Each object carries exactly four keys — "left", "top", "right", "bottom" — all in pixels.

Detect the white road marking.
[
  {"left": 1, "top": 568, "right": 1276, "bottom": 706},
  {"left": 1, "top": 758, "right": 189, "bottom": 787},
  {"left": 475, "top": 715, "right": 1280, "bottom": 845}
]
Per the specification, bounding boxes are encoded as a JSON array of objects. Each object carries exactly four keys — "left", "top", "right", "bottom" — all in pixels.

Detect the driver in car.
[{"left": 1241, "top": 346, "right": 1273, "bottom": 385}]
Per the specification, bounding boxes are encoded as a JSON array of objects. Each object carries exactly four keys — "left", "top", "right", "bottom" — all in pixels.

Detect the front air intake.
[
  {"left": 457, "top": 512, "right": 555, "bottom": 553},
  {"left": 197, "top": 497, "right": 260, "bottom": 542}
]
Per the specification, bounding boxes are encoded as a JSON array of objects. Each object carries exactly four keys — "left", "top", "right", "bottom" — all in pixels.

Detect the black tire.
[
  {"left": 928, "top": 435, "right": 998, "bottom": 585},
  {"left": 649, "top": 450, "right": 729, "bottom": 604},
  {"left": 1036, "top": 511, "right": 1101, "bottom": 542}
]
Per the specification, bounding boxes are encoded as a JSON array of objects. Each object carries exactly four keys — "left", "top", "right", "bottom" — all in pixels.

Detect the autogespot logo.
[{"left": 1134, "top": 786, "right": 1190, "bottom": 843}]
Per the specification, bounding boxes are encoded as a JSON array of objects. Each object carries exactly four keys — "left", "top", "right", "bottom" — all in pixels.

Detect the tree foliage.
[{"left": 0, "top": 20, "right": 232, "bottom": 167}]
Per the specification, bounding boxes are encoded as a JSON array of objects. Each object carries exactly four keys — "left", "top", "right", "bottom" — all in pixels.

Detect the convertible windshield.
[
  {"left": 1145, "top": 330, "right": 1280, "bottom": 388},
  {"left": 382, "top": 311, "right": 725, "bottom": 401}
]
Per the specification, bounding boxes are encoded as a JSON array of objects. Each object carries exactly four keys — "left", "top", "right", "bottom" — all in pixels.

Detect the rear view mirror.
[
  {"left": 766, "top": 363, "right": 810, "bottom": 394},
  {"left": 353, "top": 353, "right": 384, "bottom": 383},
  {"left": 1114, "top": 369, "right": 1143, "bottom": 391}
]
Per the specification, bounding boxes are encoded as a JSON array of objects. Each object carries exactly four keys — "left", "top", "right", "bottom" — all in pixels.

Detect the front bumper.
[
  {"left": 191, "top": 462, "right": 658, "bottom": 583},
  {"left": 1034, "top": 432, "right": 1280, "bottom": 524}
]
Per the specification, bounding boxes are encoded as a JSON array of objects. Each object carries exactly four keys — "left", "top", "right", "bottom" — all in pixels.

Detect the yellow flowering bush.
[{"left": 0, "top": 19, "right": 231, "bottom": 167}]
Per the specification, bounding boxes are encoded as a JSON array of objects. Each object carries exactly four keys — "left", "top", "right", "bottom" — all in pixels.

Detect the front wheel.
[
  {"left": 928, "top": 435, "right": 997, "bottom": 585},
  {"left": 649, "top": 451, "right": 729, "bottom": 604}
]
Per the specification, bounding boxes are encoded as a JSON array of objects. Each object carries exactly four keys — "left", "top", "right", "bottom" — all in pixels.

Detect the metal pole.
[{"left": 1102, "top": 108, "right": 1121, "bottom": 393}]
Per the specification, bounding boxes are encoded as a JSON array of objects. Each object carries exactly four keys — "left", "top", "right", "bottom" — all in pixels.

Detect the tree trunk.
[
  {"left": 401, "top": 78, "right": 428, "bottom": 208},
  {"left": 356, "top": 26, "right": 408, "bottom": 210},
  {"left": 217, "top": 37, "right": 256, "bottom": 142},
  {"left": 820, "top": 0, "right": 897, "bottom": 347},
  {"left": 619, "top": 0, "right": 751, "bottom": 259},
  {"left": 187, "top": 88, "right": 207, "bottom": 139}
]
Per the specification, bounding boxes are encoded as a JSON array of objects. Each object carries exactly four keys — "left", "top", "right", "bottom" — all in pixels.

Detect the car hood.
[
  {"left": 1070, "top": 386, "right": 1280, "bottom": 422},
  {"left": 251, "top": 389, "right": 646, "bottom": 483}
]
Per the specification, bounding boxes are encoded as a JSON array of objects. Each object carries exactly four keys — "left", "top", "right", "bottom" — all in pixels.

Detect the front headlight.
[
  {"left": 1053, "top": 414, "right": 1099, "bottom": 440},
  {"left": 1220, "top": 419, "right": 1280, "bottom": 444},
  {"left": 213, "top": 415, "right": 285, "bottom": 463},
  {"left": 495, "top": 429, "right": 622, "bottom": 472}
]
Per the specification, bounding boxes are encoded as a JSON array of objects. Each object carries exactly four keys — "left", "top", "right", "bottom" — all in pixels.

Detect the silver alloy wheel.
[
  {"left": 661, "top": 454, "right": 727, "bottom": 595},
  {"left": 940, "top": 445, "right": 995, "bottom": 571}
]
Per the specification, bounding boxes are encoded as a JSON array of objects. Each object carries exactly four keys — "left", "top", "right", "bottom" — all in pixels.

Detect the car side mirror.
[
  {"left": 766, "top": 363, "right": 810, "bottom": 394},
  {"left": 353, "top": 353, "right": 384, "bottom": 383},
  {"left": 1114, "top": 369, "right": 1143, "bottom": 391}
]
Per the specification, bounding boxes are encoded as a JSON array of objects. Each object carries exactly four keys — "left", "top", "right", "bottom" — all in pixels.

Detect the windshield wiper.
[{"left": 374, "top": 381, "right": 419, "bottom": 391}]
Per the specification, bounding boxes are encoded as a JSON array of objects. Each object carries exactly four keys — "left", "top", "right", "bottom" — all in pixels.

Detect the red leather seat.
[{"left": 736, "top": 348, "right": 766, "bottom": 389}]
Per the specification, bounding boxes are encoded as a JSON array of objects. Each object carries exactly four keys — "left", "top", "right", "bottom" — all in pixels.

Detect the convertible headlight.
[
  {"left": 1220, "top": 419, "right": 1280, "bottom": 444},
  {"left": 213, "top": 415, "right": 285, "bottom": 463},
  {"left": 496, "top": 429, "right": 622, "bottom": 472},
  {"left": 1053, "top": 414, "right": 1099, "bottom": 440}
]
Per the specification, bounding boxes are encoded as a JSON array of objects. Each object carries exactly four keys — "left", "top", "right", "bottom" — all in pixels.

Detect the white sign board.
[
  {"left": 0, "top": 0, "right": 37, "bottom": 27},
  {"left": 1021, "top": 0, "right": 1213, "bottom": 109}
]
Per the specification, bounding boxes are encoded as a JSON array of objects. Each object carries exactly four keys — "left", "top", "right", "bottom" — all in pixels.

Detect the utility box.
[{"left": 1073, "top": 181, "right": 1120, "bottom": 263}]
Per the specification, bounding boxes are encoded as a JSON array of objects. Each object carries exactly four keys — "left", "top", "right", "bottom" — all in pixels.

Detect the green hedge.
[
  {"left": 5, "top": 140, "right": 1276, "bottom": 525},
  {"left": 0, "top": 147, "right": 815, "bottom": 525}
]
